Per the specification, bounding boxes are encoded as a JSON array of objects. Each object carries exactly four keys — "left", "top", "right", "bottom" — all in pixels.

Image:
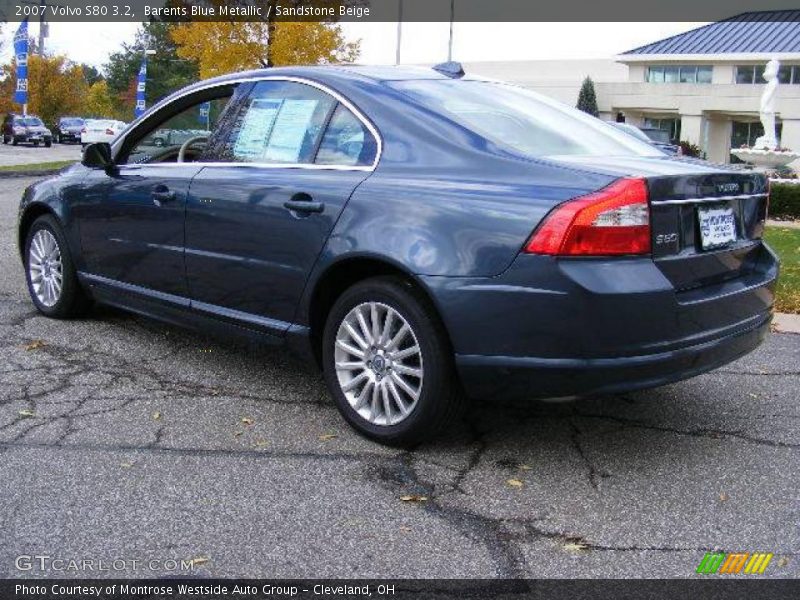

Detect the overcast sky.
[{"left": 1, "top": 21, "right": 709, "bottom": 69}]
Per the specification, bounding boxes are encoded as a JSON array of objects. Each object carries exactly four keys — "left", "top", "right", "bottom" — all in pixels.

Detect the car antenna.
[{"left": 432, "top": 61, "right": 465, "bottom": 78}]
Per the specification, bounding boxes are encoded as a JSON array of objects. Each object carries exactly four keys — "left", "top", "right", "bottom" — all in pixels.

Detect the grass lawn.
[
  {"left": 0, "top": 160, "right": 76, "bottom": 174},
  {"left": 765, "top": 225, "right": 800, "bottom": 314}
]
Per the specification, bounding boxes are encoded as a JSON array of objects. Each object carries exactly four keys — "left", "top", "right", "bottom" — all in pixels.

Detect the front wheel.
[
  {"left": 24, "top": 215, "right": 91, "bottom": 318},
  {"left": 322, "top": 277, "right": 462, "bottom": 446}
]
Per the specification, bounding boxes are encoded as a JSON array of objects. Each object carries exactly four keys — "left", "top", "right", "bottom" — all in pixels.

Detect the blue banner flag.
[
  {"left": 134, "top": 57, "right": 147, "bottom": 118},
  {"left": 14, "top": 19, "right": 29, "bottom": 106}
]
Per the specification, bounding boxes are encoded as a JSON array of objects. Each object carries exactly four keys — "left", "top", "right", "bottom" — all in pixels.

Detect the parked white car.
[{"left": 81, "top": 120, "right": 127, "bottom": 147}]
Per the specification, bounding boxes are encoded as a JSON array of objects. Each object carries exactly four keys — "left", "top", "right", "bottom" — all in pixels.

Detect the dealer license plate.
[{"left": 698, "top": 205, "right": 737, "bottom": 250}]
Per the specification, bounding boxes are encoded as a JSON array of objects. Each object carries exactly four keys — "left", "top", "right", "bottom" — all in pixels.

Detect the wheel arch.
[
  {"left": 304, "top": 255, "right": 453, "bottom": 367},
  {"left": 18, "top": 202, "right": 59, "bottom": 259}
]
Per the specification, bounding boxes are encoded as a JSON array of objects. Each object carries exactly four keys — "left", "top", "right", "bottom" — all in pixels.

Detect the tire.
[
  {"left": 45, "top": 141, "right": 51, "bottom": 148},
  {"left": 12, "top": 138, "right": 17, "bottom": 146},
  {"left": 33, "top": 141, "right": 39, "bottom": 147},
  {"left": 322, "top": 276, "right": 462, "bottom": 446},
  {"left": 24, "top": 215, "right": 92, "bottom": 319},
  {"left": 2, "top": 135, "right": 7, "bottom": 144}
]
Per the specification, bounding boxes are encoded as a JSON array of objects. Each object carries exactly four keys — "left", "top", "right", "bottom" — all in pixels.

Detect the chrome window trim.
[
  {"left": 652, "top": 193, "right": 767, "bottom": 206},
  {"left": 113, "top": 75, "right": 383, "bottom": 172}
]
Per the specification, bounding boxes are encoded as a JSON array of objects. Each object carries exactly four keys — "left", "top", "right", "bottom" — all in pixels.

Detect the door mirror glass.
[{"left": 82, "top": 143, "right": 113, "bottom": 169}]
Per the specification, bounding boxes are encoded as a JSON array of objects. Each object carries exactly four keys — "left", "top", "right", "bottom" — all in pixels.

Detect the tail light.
[
  {"left": 105, "top": 128, "right": 114, "bottom": 135},
  {"left": 524, "top": 178, "right": 651, "bottom": 256},
  {"left": 81, "top": 127, "right": 86, "bottom": 134}
]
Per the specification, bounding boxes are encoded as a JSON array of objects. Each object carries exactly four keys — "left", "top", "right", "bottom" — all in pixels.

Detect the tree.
[
  {"left": 83, "top": 80, "right": 117, "bottom": 119},
  {"left": 104, "top": 22, "right": 199, "bottom": 117},
  {"left": 170, "top": 21, "right": 359, "bottom": 79},
  {"left": 576, "top": 76, "right": 599, "bottom": 118},
  {"left": 0, "top": 54, "right": 88, "bottom": 125},
  {"left": 80, "top": 64, "right": 104, "bottom": 86}
]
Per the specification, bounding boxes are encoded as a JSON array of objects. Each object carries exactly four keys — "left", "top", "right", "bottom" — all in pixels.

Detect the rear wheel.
[
  {"left": 24, "top": 215, "right": 91, "bottom": 318},
  {"left": 322, "top": 277, "right": 462, "bottom": 446}
]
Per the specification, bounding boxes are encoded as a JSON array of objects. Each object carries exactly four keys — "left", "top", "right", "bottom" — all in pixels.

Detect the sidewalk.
[
  {"left": 775, "top": 312, "right": 800, "bottom": 334},
  {"left": 767, "top": 219, "right": 800, "bottom": 229}
]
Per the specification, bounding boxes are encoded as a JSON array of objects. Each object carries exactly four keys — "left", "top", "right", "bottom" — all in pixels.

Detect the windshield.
[
  {"left": 18, "top": 117, "right": 44, "bottom": 127},
  {"left": 391, "top": 79, "right": 662, "bottom": 158}
]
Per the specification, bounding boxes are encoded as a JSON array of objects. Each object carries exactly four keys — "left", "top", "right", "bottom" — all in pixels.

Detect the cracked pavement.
[{"left": 0, "top": 177, "right": 798, "bottom": 579}]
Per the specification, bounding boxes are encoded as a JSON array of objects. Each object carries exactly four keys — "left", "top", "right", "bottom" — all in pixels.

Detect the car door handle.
[
  {"left": 283, "top": 195, "right": 324, "bottom": 214},
  {"left": 151, "top": 188, "right": 176, "bottom": 206}
]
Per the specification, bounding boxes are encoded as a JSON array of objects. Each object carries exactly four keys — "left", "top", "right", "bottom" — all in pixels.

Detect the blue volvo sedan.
[{"left": 17, "top": 64, "right": 778, "bottom": 445}]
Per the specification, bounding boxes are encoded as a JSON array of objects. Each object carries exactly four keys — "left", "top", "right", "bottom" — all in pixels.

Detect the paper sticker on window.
[
  {"left": 263, "top": 99, "right": 319, "bottom": 163},
  {"left": 233, "top": 98, "right": 281, "bottom": 160}
]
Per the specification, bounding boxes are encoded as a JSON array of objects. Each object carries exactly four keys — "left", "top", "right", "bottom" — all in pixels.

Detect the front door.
[
  {"left": 76, "top": 87, "right": 241, "bottom": 297},
  {"left": 184, "top": 80, "right": 380, "bottom": 329}
]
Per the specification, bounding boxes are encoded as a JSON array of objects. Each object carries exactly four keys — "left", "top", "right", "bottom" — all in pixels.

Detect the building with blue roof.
[
  {"left": 611, "top": 11, "right": 800, "bottom": 163},
  {"left": 466, "top": 12, "right": 800, "bottom": 164}
]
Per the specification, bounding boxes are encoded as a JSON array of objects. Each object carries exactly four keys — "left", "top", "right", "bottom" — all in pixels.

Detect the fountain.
[{"left": 731, "top": 58, "right": 800, "bottom": 171}]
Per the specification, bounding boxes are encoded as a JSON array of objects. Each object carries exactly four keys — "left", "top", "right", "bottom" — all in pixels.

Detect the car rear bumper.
[
  {"left": 455, "top": 310, "right": 770, "bottom": 400},
  {"left": 421, "top": 242, "right": 778, "bottom": 401}
]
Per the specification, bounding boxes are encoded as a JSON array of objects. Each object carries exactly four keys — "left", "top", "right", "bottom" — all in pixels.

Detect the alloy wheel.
[
  {"left": 28, "top": 229, "right": 63, "bottom": 307},
  {"left": 334, "top": 301, "right": 424, "bottom": 426}
]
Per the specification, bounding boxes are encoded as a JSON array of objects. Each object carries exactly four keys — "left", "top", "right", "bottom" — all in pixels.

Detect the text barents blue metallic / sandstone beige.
[{"left": 17, "top": 64, "right": 778, "bottom": 445}]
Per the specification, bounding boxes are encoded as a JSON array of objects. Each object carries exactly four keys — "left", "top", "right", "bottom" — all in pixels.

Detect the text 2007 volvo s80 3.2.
[{"left": 17, "top": 63, "right": 779, "bottom": 445}]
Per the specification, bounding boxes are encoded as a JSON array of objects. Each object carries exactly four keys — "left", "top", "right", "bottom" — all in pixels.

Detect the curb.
[{"left": 774, "top": 313, "right": 800, "bottom": 334}]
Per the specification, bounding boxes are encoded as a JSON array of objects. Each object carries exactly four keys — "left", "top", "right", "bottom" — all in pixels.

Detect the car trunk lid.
[{"left": 550, "top": 155, "right": 769, "bottom": 291}]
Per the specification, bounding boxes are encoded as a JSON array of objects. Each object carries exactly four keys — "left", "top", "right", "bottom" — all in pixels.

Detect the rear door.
[{"left": 184, "top": 79, "right": 379, "bottom": 330}]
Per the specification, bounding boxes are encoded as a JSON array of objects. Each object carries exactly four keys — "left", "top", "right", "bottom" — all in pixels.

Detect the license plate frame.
[{"left": 697, "top": 204, "right": 737, "bottom": 250}]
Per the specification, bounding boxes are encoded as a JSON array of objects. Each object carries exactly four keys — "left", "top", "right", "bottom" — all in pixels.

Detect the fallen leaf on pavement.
[
  {"left": 399, "top": 526, "right": 412, "bottom": 533},
  {"left": 319, "top": 433, "right": 338, "bottom": 441},
  {"left": 233, "top": 430, "right": 244, "bottom": 438},
  {"left": 506, "top": 478, "right": 524, "bottom": 488},
  {"left": 18, "top": 409, "right": 35, "bottom": 418},
  {"left": 518, "top": 464, "right": 533, "bottom": 471},
  {"left": 777, "top": 557, "right": 789, "bottom": 568},
  {"left": 719, "top": 492, "right": 729, "bottom": 502},
  {"left": 152, "top": 411, "right": 162, "bottom": 421},
  {"left": 399, "top": 494, "right": 428, "bottom": 503},
  {"left": 240, "top": 417, "right": 255, "bottom": 426},
  {"left": 188, "top": 557, "right": 210, "bottom": 567},
  {"left": 254, "top": 439, "right": 269, "bottom": 449},
  {"left": 24, "top": 340, "right": 46, "bottom": 351},
  {"left": 563, "top": 541, "right": 588, "bottom": 553},
  {"left": 120, "top": 462, "right": 134, "bottom": 468}
]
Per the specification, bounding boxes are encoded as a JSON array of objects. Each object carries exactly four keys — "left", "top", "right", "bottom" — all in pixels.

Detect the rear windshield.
[
  {"left": 61, "top": 118, "right": 84, "bottom": 127},
  {"left": 391, "top": 79, "right": 662, "bottom": 159},
  {"left": 642, "top": 129, "right": 672, "bottom": 144}
]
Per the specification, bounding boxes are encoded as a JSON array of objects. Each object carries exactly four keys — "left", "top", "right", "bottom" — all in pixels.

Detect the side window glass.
[
  {"left": 315, "top": 104, "right": 377, "bottom": 167},
  {"left": 123, "top": 93, "right": 234, "bottom": 165},
  {"left": 224, "top": 81, "right": 335, "bottom": 164}
]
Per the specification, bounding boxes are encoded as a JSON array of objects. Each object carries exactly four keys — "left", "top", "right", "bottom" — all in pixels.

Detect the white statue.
[{"left": 754, "top": 59, "right": 780, "bottom": 150}]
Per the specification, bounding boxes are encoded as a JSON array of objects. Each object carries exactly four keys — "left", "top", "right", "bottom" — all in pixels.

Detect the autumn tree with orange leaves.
[{"left": 170, "top": 21, "right": 360, "bottom": 79}]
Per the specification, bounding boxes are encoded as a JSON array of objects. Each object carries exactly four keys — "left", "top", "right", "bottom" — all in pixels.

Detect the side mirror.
[{"left": 82, "top": 142, "right": 113, "bottom": 169}]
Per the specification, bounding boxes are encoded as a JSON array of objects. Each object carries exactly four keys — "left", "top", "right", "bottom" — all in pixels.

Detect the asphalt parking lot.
[
  {"left": 0, "top": 176, "right": 798, "bottom": 579},
  {"left": 0, "top": 141, "right": 82, "bottom": 167}
]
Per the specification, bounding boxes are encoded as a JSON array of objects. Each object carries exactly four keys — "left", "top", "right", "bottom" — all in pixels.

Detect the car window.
[
  {"left": 315, "top": 104, "right": 377, "bottom": 167},
  {"left": 224, "top": 81, "right": 336, "bottom": 164},
  {"left": 123, "top": 93, "right": 233, "bottom": 165},
  {"left": 391, "top": 79, "right": 662, "bottom": 158}
]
